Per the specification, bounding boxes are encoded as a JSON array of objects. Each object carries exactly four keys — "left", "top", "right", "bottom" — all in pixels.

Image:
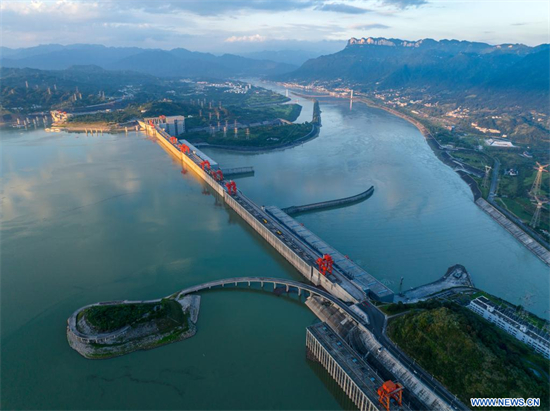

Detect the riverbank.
[
  {"left": 351, "top": 95, "right": 550, "bottom": 265},
  {"left": 67, "top": 295, "right": 200, "bottom": 360}
]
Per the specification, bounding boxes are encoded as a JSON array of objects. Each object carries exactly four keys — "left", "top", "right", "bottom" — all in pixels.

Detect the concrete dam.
[{"left": 139, "top": 119, "right": 394, "bottom": 303}]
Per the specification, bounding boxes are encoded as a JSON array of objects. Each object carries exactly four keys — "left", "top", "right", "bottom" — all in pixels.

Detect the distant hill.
[
  {"left": 0, "top": 44, "right": 297, "bottom": 78},
  {"left": 275, "top": 37, "right": 549, "bottom": 111},
  {"left": 0, "top": 65, "right": 162, "bottom": 112}
]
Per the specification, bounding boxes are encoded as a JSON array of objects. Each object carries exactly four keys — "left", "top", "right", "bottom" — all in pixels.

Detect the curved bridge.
[
  {"left": 177, "top": 277, "right": 336, "bottom": 301},
  {"left": 68, "top": 277, "right": 368, "bottom": 344},
  {"left": 176, "top": 276, "right": 367, "bottom": 326}
]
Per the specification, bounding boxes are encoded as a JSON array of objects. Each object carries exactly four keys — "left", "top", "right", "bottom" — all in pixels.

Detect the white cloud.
[{"left": 225, "top": 34, "right": 268, "bottom": 43}]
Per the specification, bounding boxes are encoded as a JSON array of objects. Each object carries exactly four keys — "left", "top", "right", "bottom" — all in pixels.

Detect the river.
[{"left": 1, "top": 86, "right": 548, "bottom": 410}]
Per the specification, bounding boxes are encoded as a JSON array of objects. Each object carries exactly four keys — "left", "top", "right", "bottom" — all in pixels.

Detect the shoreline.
[
  {"left": 351, "top": 96, "right": 550, "bottom": 264},
  {"left": 67, "top": 295, "right": 200, "bottom": 360}
]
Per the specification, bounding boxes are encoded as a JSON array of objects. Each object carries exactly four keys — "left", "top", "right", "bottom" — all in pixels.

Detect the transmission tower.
[
  {"left": 530, "top": 196, "right": 548, "bottom": 228},
  {"left": 529, "top": 162, "right": 549, "bottom": 197},
  {"left": 482, "top": 165, "right": 492, "bottom": 189}
]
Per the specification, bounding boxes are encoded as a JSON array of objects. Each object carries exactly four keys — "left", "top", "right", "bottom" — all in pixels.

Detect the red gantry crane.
[
  {"left": 377, "top": 381, "right": 403, "bottom": 411},
  {"left": 225, "top": 181, "right": 237, "bottom": 195},
  {"left": 316, "top": 254, "right": 334, "bottom": 276},
  {"left": 212, "top": 169, "right": 224, "bottom": 182}
]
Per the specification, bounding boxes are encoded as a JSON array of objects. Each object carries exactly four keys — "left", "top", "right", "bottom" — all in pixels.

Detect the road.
[{"left": 357, "top": 302, "right": 468, "bottom": 410}]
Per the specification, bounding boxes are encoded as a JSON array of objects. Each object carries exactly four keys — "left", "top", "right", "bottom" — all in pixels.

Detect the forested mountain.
[{"left": 275, "top": 37, "right": 549, "bottom": 110}]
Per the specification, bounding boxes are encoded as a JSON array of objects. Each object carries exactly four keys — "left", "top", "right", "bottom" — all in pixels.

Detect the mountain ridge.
[{"left": 0, "top": 44, "right": 297, "bottom": 78}]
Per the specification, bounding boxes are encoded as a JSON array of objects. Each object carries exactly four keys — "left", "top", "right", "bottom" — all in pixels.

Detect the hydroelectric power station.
[{"left": 135, "top": 117, "right": 463, "bottom": 411}]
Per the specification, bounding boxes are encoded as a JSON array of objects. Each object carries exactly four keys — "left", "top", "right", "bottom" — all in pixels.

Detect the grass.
[
  {"left": 388, "top": 302, "right": 550, "bottom": 409},
  {"left": 451, "top": 151, "right": 490, "bottom": 169}
]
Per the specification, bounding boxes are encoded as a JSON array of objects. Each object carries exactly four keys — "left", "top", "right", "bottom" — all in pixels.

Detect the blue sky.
[{"left": 1, "top": 0, "right": 548, "bottom": 52}]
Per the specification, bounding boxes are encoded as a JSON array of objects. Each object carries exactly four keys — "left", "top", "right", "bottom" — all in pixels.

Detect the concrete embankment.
[
  {"left": 221, "top": 166, "right": 254, "bottom": 177},
  {"left": 67, "top": 295, "right": 201, "bottom": 359},
  {"left": 396, "top": 264, "right": 475, "bottom": 303},
  {"left": 282, "top": 186, "right": 374, "bottom": 215},
  {"left": 476, "top": 198, "right": 550, "bottom": 266}
]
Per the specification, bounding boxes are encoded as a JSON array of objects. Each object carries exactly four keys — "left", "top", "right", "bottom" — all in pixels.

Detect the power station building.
[
  {"left": 468, "top": 296, "right": 550, "bottom": 359},
  {"left": 144, "top": 115, "right": 185, "bottom": 136}
]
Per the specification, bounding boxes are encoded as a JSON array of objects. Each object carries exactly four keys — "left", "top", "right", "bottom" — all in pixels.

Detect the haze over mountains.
[
  {"left": 0, "top": 44, "right": 297, "bottom": 78},
  {"left": 2, "top": 37, "right": 548, "bottom": 111}
]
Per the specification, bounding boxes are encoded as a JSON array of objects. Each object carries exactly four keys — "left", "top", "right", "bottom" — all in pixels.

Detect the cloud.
[
  {"left": 511, "top": 22, "right": 528, "bottom": 26},
  {"left": 380, "top": 0, "right": 427, "bottom": 9},
  {"left": 351, "top": 23, "right": 391, "bottom": 30},
  {"left": 108, "top": 0, "right": 318, "bottom": 16},
  {"left": 315, "top": 2, "right": 372, "bottom": 14},
  {"left": 225, "top": 34, "right": 268, "bottom": 43}
]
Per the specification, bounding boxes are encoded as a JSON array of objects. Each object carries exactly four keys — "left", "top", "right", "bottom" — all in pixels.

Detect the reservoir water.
[{"left": 1, "top": 87, "right": 548, "bottom": 410}]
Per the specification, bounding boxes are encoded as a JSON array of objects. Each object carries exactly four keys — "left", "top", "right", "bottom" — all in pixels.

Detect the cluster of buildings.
[
  {"left": 445, "top": 108, "right": 470, "bottom": 118},
  {"left": 471, "top": 122, "right": 503, "bottom": 135},
  {"left": 468, "top": 296, "right": 550, "bottom": 359},
  {"left": 194, "top": 81, "right": 252, "bottom": 94}
]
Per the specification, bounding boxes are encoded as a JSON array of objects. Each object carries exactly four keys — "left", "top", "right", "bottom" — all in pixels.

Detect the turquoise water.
[{"left": 1, "top": 88, "right": 548, "bottom": 409}]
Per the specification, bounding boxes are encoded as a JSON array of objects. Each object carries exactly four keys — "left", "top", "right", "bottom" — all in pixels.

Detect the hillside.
[
  {"left": 388, "top": 304, "right": 549, "bottom": 408},
  {"left": 276, "top": 37, "right": 549, "bottom": 111}
]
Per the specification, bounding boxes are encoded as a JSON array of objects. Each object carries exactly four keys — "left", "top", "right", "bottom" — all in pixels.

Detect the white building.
[
  {"left": 486, "top": 139, "right": 515, "bottom": 148},
  {"left": 144, "top": 115, "right": 185, "bottom": 136},
  {"left": 468, "top": 296, "right": 550, "bottom": 359}
]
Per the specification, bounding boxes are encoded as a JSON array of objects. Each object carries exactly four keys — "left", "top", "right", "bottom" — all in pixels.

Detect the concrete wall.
[{"left": 306, "top": 327, "right": 378, "bottom": 411}]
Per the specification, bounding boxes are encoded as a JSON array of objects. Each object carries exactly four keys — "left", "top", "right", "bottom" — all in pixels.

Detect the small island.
[{"left": 67, "top": 295, "right": 200, "bottom": 359}]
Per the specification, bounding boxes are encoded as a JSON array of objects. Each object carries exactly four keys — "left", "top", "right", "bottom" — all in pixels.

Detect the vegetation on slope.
[
  {"left": 387, "top": 304, "right": 549, "bottom": 408},
  {"left": 85, "top": 299, "right": 186, "bottom": 332}
]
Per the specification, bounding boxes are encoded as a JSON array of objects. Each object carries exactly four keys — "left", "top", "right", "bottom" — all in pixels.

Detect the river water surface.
[{"left": 1, "top": 85, "right": 548, "bottom": 410}]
